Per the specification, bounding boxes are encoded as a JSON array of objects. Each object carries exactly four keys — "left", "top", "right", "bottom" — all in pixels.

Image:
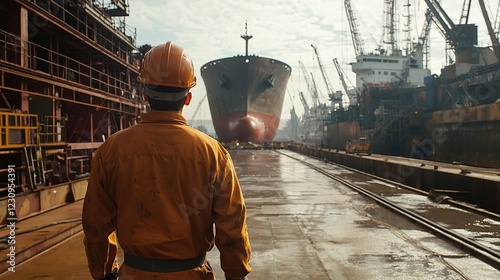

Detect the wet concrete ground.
[{"left": 2, "top": 149, "right": 499, "bottom": 279}]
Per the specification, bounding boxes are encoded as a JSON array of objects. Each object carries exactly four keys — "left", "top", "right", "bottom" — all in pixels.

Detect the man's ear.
[{"left": 184, "top": 91, "right": 192, "bottom": 106}]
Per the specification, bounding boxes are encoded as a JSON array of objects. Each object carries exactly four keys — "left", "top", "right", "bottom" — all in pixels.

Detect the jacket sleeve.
[
  {"left": 212, "top": 154, "right": 252, "bottom": 279},
  {"left": 82, "top": 152, "right": 118, "bottom": 279}
]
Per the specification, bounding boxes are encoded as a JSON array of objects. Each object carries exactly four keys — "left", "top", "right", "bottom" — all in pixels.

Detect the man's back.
[
  {"left": 83, "top": 111, "right": 251, "bottom": 279},
  {"left": 102, "top": 111, "right": 226, "bottom": 257},
  {"left": 83, "top": 40, "right": 250, "bottom": 280}
]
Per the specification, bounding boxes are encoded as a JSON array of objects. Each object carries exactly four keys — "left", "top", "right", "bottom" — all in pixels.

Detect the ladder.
[{"left": 23, "top": 145, "right": 45, "bottom": 190}]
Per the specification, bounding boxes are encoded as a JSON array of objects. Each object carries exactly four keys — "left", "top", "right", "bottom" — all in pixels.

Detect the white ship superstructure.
[{"left": 350, "top": 50, "right": 431, "bottom": 90}]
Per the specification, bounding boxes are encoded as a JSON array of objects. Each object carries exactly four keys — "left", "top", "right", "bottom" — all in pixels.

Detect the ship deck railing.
[
  {"left": 26, "top": 0, "right": 136, "bottom": 47},
  {"left": 0, "top": 29, "right": 139, "bottom": 102},
  {"left": 0, "top": 111, "right": 92, "bottom": 194},
  {"left": 0, "top": 111, "right": 38, "bottom": 150}
]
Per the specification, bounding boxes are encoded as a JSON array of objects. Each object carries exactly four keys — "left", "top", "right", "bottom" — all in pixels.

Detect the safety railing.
[
  {"left": 0, "top": 30, "right": 140, "bottom": 102},
  {"left": 39, "top": 116, "right": 66, "bottom": 144},
  {"left": 0, "top": 112, "right": 39, "bottom": 149}
]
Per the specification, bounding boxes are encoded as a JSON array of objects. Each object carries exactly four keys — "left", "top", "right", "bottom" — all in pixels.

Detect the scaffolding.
[{"left": 0, "top": 0, "right": 144, "bottom": 198}]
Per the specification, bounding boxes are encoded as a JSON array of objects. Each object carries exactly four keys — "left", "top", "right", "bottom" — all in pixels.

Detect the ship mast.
[{"left": 241, "top": 22, "right": 253, "bottom": 56}]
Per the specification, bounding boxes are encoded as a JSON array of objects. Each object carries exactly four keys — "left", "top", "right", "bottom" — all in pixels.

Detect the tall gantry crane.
[
  {"left": 298, "top": 91, "right": 310, "bottom": 115},
  {"left": 495, "top": 1, "right": 500, "bottom": 39},
  {"left": 477, "top": 0, "right": 500, "bottom": 60},
  {"left": 424, "top": 0, "right": 475, "bottom": 50},
  {"left": 459, "top": 0, "right": 472, "bottom": 24},
  {"left": 344, "top": 0, "right": 364, "bottom": 56},
  {"left": 333, "top": 58, "right": 357, "bottom": 106},
  {"left": 426, "top": 0, "right": 500, "bottom": 61},
  {"left": 309, "top": 73, "right": 322, "bottom": 106},
  {"left": 299, "top": 60, "right": 320, "bottom": 107},
  {"left": 310, "top": 44, "right": 342, "bottom": 108},
  {"left": 412, "top": 7, "right": 434, "bottom": 69}
]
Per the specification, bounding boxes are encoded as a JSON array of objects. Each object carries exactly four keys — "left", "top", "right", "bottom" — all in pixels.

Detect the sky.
[{"left": 123, "top": 0, "right": 497, "bottom": 125}]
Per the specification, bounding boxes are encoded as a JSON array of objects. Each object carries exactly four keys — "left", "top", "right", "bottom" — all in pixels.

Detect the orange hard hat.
[{"left": 137, "top": 41, "right": 197, "bottom": 90}]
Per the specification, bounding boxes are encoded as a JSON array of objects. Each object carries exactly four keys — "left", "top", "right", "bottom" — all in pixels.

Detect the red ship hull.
[{"left": 200, "top": 55, "right": 291, "bottom": 143}]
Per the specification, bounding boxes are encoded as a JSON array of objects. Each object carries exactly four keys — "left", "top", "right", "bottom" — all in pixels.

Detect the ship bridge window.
[
  {"left": 391, "top": 72, "right": 396, "bottom": 76},
  {"left": 384, "top": 71, "right": 388, "bottom": 75}
]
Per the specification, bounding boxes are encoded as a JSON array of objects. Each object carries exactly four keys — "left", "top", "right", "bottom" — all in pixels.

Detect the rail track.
[{"left": 277, "top": 150, "right": 500, "bottom": 271}]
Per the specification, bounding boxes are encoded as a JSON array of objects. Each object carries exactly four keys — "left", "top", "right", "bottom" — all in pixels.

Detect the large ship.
[
  {"left": 200, "top": 25, "right": 291, "bottom": 143},
  {"left": 324, "top": 0, "right": 500, "bottom": 168},
  {"left": 0, "top": 0, "right": 144, "bottom": 225}
]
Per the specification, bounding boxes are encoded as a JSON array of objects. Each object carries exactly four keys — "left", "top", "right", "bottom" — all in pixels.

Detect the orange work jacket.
[{"left": 82, "top": 111, "right": 251, "bottom": 279}]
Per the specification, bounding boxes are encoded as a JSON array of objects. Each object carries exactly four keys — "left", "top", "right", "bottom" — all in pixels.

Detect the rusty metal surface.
[
  {"left": 0, "top": 178, "right": 88, "bottom": 226},
  {"left": 4, "top": 150, "right": 500, "bottom": 279},
  {"left": 0, "top": 200, "right": 83, "bottom": 274}
]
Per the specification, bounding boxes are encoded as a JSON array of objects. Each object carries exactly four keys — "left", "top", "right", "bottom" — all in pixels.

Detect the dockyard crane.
[
  {"left": 424, "top": 0, "right": 475, "bottom": 50},
  {"left": 310, "top": 73, "right": 323, "bottom": 105},
  {"left": 459, "top": 0, "right": 472, "bottom": 24},
  {"left": 412, "top": 8, "right": 434, "bottom": 69},
  {"left": 310, "top": 44, "right": 342, "bottom": 108},
  {"left": 299, "top": 60, "right": 320, "bottom": 107},
  {"left": 477, "top": 0, "right": 500, "bottom": 60},
  {"left": 426, "top": 0, "right": 500, "bottom": 60},
  {"left": 344, "top": 0, "right": 364, "bottom": 56},
  {"left": 298, "top": 91, "right": 310, "bottom": 114},
  {"left": 495, "top": 1, "right": 500, "bottom": 39},
  {"left": 332, "top": 58, "right": 357, "bottom": 106}
]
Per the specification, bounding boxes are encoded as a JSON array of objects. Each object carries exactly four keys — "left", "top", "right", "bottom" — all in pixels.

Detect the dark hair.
[{"left": 148, "top": 96, "right": 187, "bottom": 111}]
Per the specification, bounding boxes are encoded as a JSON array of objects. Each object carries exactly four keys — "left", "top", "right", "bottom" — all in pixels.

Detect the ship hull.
[
  {"left": 324, "top": 64, "right": 500, "bottom": 168},
  {"left": 419, "top": 100, "right": 500, "bottom": 168},
  {"left": 201, "top": 56, "right": 291, "bottom": 143}
]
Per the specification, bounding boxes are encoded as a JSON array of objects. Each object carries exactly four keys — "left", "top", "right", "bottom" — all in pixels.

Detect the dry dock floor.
[{"left": 1, "top": 149, "right": 499, "bottom": 279}]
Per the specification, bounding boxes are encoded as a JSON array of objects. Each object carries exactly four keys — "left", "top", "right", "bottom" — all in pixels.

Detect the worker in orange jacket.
[{"left": 82, "top": 41, "right": 251, "bottom": 280}]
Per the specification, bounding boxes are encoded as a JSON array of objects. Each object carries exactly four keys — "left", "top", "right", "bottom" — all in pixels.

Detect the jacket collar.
[{"left": 140, "top": 111, "right": 188, "bottom": 125}]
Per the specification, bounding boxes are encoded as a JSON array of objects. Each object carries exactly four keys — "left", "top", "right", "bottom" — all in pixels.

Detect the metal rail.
[{"left": 279, "top": 151, "right": 500, "bottom": 270}]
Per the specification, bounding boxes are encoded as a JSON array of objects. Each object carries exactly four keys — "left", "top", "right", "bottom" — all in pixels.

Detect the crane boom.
[
  {"left": 309, "top": 73, "right": 322, "bottom": 107},
  {"left": 478, "top": 0, "right": 500, "bottom": 60},
  {"left": 298, "top": 91, "right": 309, "bottom": 113},
  {"left": 333, "top": 58, "right": 358, "bottom": 106},
  {"left": 495, "top": 0, "right": 500, "bottom": 38},
  {"left": 459, "top": 0, "right": 472, "bottom": 24},
  {"left": 311, "top": 44, "right": 341, "bottom": 107},
  {"left": 299, "top": 61, "right": 319, "bottom": 107},
  {"left": 424, "top": 0, "right": 473, "bottom": 50},
  {"left": 332, "top": 58, "right": 349, "bottom": 100},
  {"left": 344, "top": 0, "right": 364, "bottom": 56},
  {"left": 419, "top": 8, "right": 433, "bottom": 49},
  {"left": 412, "top": 8, "right": 433, "bottom": 68}
]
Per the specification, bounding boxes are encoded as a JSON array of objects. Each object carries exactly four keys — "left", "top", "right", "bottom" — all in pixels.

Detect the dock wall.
[{"left": 288, "top": 145, "right": 500, "bottom": 214}]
